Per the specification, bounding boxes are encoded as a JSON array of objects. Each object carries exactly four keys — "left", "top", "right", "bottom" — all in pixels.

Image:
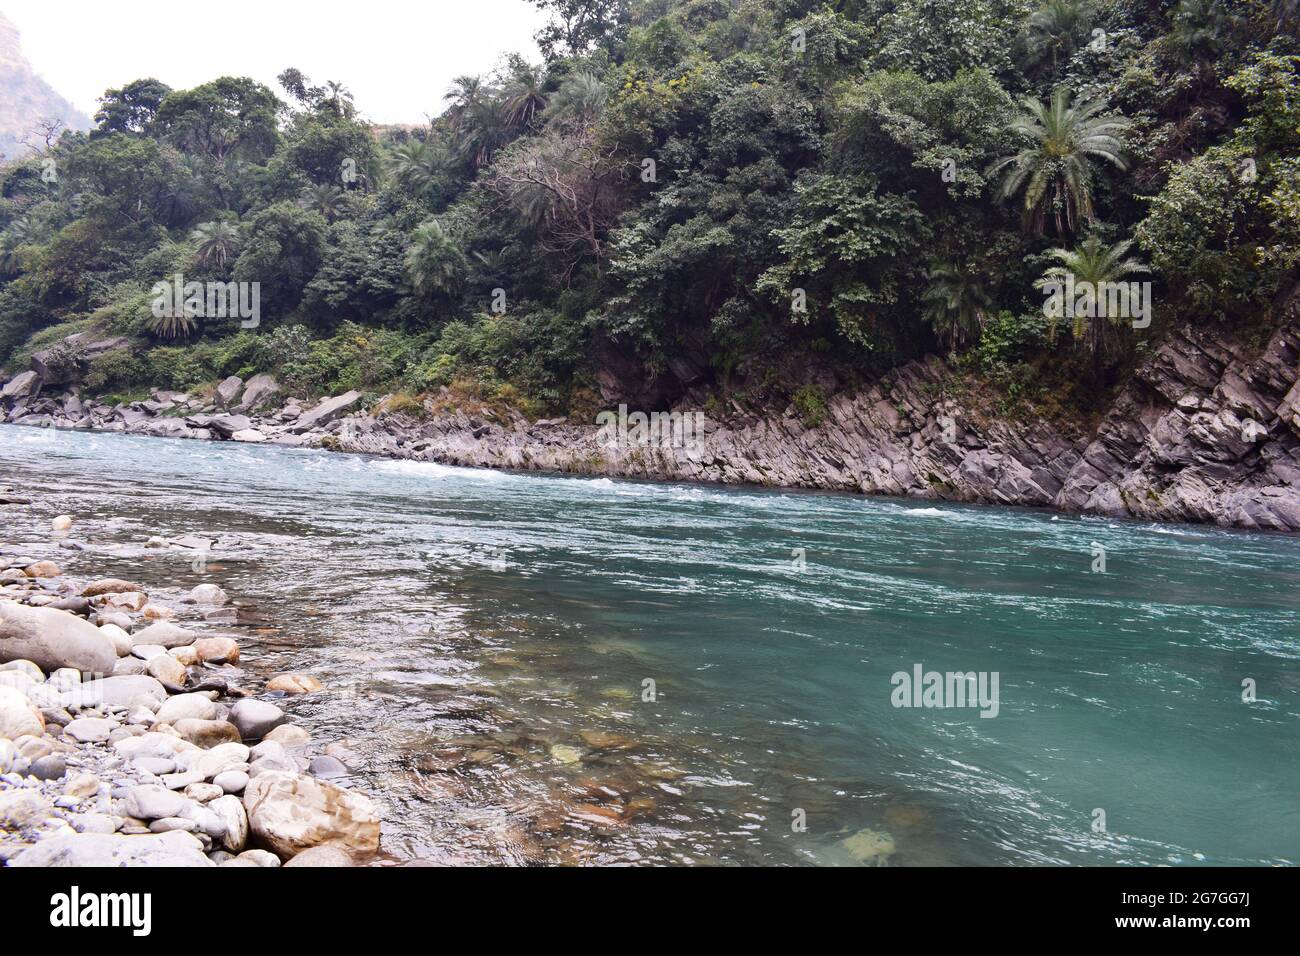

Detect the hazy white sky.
[{"left": 3, "top": 0, "right": 549, "bottom": 125}]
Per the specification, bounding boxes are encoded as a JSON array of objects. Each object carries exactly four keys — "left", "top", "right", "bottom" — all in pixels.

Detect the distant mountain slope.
[{"left": 0, "top": 12, "right": 90, "bottom": 160}]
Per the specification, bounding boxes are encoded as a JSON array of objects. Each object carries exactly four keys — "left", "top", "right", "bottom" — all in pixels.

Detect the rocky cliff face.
[
  {"left": 3, "top": 314, "right": 1298, "bottom": 532},
  {"left": 330, "top": 314, "right": 1300, "bottom": 531},
  {"left": 0, "top": 13, "right": 91, "bottom": 160}
]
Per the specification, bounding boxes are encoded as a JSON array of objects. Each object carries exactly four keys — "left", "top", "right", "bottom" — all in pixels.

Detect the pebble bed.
[{"left": 0, "top": 514, "right": 382, "bottom": 868}]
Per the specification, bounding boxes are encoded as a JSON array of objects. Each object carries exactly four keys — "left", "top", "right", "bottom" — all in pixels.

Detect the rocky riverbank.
[
  {"left": 0, "top": 517, "right": 382, "bottom": 867},
  {"left": 3, "top": 312, "right": 1298, "bottom": 532}
]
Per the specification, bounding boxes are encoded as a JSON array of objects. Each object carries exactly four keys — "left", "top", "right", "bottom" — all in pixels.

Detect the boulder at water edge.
[
  {"left": 237, "top": 373, "right": 279, "bottom": 412},
  {"left": 289, "top": 390, "right": 362, "bottom": 433},
  {"left": 229, "top": 698, "right": 285, "bottom": 740},
  {"left": 0, "top": 601, "right": 118, "bottom": 675},
  {"left": 215, "top": 375, "right": 244, "bottom": 408},
  {"left": 82, "top": 578, "right": 147, "bottom": 597},
  {"left": 243, "top": 770, "right": 380, "bottom": 859},
  {"left": 189, "top": 583, "right": 228, "bottom": 606}
]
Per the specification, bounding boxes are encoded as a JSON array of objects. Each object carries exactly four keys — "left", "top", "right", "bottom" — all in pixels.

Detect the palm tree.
[
  {"left": 989, "top": 88, "right": 1130, "bottom": 235},
  {"left": 922, "top": 262, "right": 993, "bottom": 350},
  {"left": 189, "top": 220, "right": 241, "bottom": 270},
  {"left": 454, "top": 96, "right": 511, "bottom": 169},
  {"left": 301, "top": 184, "right": 345, "bottom": 223},
  {"left": 146, "top": 309, "right": 199, "bottom": 340},
  {"left": 1023, "top": 0, "right": 1095, "bottom": 76},
  {"left": 443, "top": 75, "right": 485, "bottom": 129},
  {"left": 542, "top": 73, "right": 608, "bottom": 127},
  {"left": 504, "top": 63, "right": 548, "bottom": 131},
  {"left": 405, "top": 220, "right": 468, "bottom": 303},
  {"left": 323, "top": 80, "right": 355, "bottom": 118},
  {"left": 387, "top": 139, "right": 445, "bottom": 196},
  {"left": 1035, "top": 236, "right": 1150, "bottom": 386}
]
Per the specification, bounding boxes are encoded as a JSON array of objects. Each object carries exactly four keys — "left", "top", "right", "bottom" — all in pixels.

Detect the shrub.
[
  {"left": 83, "top": 348, "right": 147, "bottom": 392},
  {"left": 792, "top": 384, "right": 828, "bottom": 427},
  {"left": 970, "top": 310, "right": 1050, "bottom": 375},
  {"left": 146, "top": 345, "right": 216, "bottom": 390},
  {"left": 279, "top": 322, "right": 425, "bottom": 395}
]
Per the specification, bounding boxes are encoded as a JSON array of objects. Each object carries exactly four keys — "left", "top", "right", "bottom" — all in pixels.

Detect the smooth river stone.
[
  {"left": 283, "top": 844, "right": 355, "bottom": 867},
  {"left": 0, "top": 686, "right": 44, "bottom": 739},
  {"left": 0, "top": 659, "right": 44, "bottom": 680},
  {"left": 184, "top": 782, "right": 223, "bottom": 803},
  {"left": 63, "top": 716, "right": 115, "bottom": 743},
  {"left": 132, "top": 757, "right": 176, "bottom": 777},
  {"left": 212, "top": 770, "right": 249, "bottom": 794},
  {"left": 99, "top": 623, "right": 133, "bottom": 657},
  {"left": 30, "top": 754, "right": 68, "bottom": 780},
  {"left": 190, "top": 584, "right": 228, "bottom": 606},
  {"left": 308, "top": 755, "right": 348, "bottom": 778},
  {"left": 266, "top": 673, "right": 321, "bottom": 694},
  {"left": 122, "top": 785, "right": 189, "bottom": 820},
  {"left": 95, "top": 675, "right": 167, "bottom": 710},
  {"left": 192, "top": 637, "right": 239, "bottom": 663},
  {"left": 82, "top": 579, "right": 147, "bottom": 597},
  {"left": 242, "top": 771, "right": 380, "bottom": 860},
  {"left": 145, "top": 654, "right": 187, "bottom": 687},
  {"left": 95, "top": 611, "right": 133, "bottom": 631},
  {"left": 154, "top": 693, "right": 218, "bottom": 725},
  {"left": 249, "top": 740, "right": 287, "bottom": 762},
  {"left": 229, "top": 699, "right": 285, "bottom": 741},
  {"left": 263, "top": 724, "right": 309, "bottom": 745},
  {"left": 102, "top": 592, "right": 148, "bottom": 612},
  {"left": 209, "top": 794, "right": 248, "bottom": 851},
  {"left": 10, "top": 831, "right": 214, "bottom": 867},
  {"left": 114, "top": 731, "right": 193, "bottom": 761},
  {"left": 194, "top": 742, "right": 250, "bottom": 780},
  {"left": 131, "top": 621, "right": 199, "bottom": 649},
  {"left": 172, "top": 719, "right": 241, "bottom": 748},
  {"left": 0, "top": 601, "right": 118, "bottom": 675}
]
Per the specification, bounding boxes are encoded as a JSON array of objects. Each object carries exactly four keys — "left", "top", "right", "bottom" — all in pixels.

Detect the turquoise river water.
[{"left": 1, "top": 424, "right": 1297, "bottom": 865}]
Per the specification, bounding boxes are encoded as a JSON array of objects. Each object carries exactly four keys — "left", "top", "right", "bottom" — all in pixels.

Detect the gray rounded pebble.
[
  {"left": 308, "top": 755, "right": 348, "bottom": 778},
  {"left": 211, "top": 770, "right": 248, "bottom": 794},
  {"left": 30, "top": 755, "right": 68, "bottom": 780}
]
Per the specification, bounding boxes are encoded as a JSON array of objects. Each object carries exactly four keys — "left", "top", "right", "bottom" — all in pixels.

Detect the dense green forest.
[{"left": 0, "top": 0, "right": 1296, "bottom": 421}]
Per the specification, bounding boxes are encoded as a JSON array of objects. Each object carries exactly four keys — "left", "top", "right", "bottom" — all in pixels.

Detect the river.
[{"left": 2, "top": 424, "right": 1297, "bottom": 865}]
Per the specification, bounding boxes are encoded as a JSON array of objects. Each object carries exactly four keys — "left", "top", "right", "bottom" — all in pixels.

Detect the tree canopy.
[{"left": 1, "top": 1, "right": 1295, "bottom": 416}]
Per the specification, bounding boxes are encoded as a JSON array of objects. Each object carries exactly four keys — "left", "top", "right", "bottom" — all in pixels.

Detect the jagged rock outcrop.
[
  {"left": 289, "top": 390, "right": 362, "bottom": 433},
  {"left": 1055, "top": 319, "right": 1300, "bottom": 530},
  {"left": 330, "top": 317, "right": 1300, "bottom": 531}
]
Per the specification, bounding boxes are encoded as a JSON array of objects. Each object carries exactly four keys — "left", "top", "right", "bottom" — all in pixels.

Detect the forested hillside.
[{"left": 0, "top": 0, "right": 1296, "bottom": 423}]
